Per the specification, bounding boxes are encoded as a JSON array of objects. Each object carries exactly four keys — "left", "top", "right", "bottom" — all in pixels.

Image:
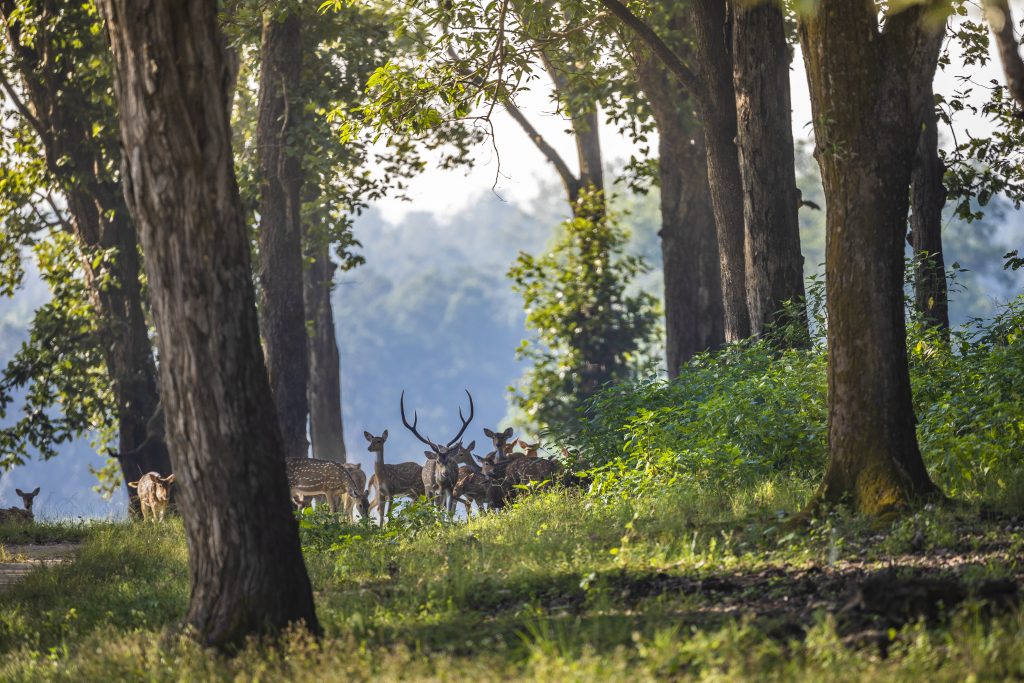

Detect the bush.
[{"left": 571, "top": 294, "right": 1024, "bottom": 507}]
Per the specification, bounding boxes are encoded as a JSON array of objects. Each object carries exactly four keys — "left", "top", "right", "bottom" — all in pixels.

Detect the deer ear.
[
  {"left": 424, "top": 450, "right": 436, "bottom": 459},
  {"left": 127, "top": 481, "right": 139, "bottom": 488},
  {"left": 163, "top": 474, "right": 176, "bottom": 485},
  {"left": 483, "top": 428, "right": 495, "bottom": 438},
  {"left": 381, "top": 430, "right": 388, "bottom": 442},
  {"left": 363, "top": 431, "right": 373, "bottom": 442},
  {"left": 30, "top": 487, "right": 39, "bottom": 496},
  {"left": 465, "top": 440, "right": 476, "bottom": 451},
  {"left": 502, "top": 427, "right": 514, "bottom": 439},
  {"left": 15, "top": 489, "right": 24, "bottom": 497}
]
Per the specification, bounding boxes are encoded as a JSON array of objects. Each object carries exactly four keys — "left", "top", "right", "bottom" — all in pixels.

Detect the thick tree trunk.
[
  {"left": 304, "top": 241, "right": 347, "bottom": 463},
  {"left": 635, "top": 50, "right": 724, "bottom": 376},
  {"left": 799, "top": 2, "right": 943, "bottom": 514},
  {"left": 691, "top": 0, "right": 751, "bottom": 342},
  {"left": 910, "top": 87, "right": 950, "bottom": 336},
  {"left": 733, "top": 2, "right": 807, "bottom": 341},
  {"left": 0, "top": 0, "right": 172, "bottom": 513},
  {"left": 256, "top": 11, "right": 310, "bottom": 461},
  {"left": 98, "top": 0, "right": 319, "bottom": 646}
]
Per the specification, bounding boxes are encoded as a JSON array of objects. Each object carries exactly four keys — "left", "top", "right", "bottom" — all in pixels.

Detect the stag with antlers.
[{"left": 401, "top": 389, "right": 474, "bottom": 515}]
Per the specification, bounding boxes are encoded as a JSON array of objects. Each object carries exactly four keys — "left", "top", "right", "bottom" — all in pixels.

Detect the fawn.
[
  {"left": 128, "top": 473, "right": 175, "bottom": 522},
  {"left": 0, "top": 486, "right": 40, "bottom": 524},
  {"left": 364, "top": 430, "right": 425, "bottom": 525}
]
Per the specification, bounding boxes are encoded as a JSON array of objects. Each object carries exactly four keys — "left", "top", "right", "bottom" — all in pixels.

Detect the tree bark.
[
  {"left": 0, "top": 0, "right": 171, "bottom": 512},
  {"left": 799, "top": 1, "right": 944, "bottom": 514},
  {"left": 98, "top": 0, "right": 319, "bottom": 646},
  {"left": 690, "top": 0, "right": 751, "bottom": 342},
  {"left": 733, "top": 2, "right": 807, "bottom": 341},
  {"left": 634, "top": 48, "right": 724, "bottom": 376},
  {"left": 304, "top": 241, "right": 347, "bottom": 463},
  {"left": 910, "top": 85, "right": 950, "bottom": 336},
  {"left": 256, "top": 11, "right": 310, "bottom": 461}
]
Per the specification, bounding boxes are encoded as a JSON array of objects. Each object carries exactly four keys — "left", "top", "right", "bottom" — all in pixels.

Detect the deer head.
[
  {"left": 349, "top": 486, "right": 370, "bottom": 519},
  {"left": 154, "top": 475, "right": 175, "bottom": 502},
  {"left": 364, "top": 429, "right": 389, "bottom": 453},
  {"left": 484, "top": 427, "right": 515, "bottom": 460},
  {"left": 400, "top": 390, "right": 474, "bottom": 461},
  {"left": 15, "top": 487, "right": 39, "bottom": 512}
]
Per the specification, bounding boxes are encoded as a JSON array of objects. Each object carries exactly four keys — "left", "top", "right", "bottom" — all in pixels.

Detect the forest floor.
[{"left": 0, "top": 480, "right": 1022, "bottom": 681}]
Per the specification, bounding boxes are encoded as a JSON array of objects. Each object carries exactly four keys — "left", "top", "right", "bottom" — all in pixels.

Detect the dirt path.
[{"left": 0, "top": 543, "right": 78, "bottom": 590}]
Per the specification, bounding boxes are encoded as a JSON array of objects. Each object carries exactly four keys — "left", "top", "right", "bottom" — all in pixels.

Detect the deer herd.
[
  {"left": 2, "top": 391, "right": 572, "bottom": 526},
  {"left": 293, "top": 390, "right": 570, "bottom": 525}
]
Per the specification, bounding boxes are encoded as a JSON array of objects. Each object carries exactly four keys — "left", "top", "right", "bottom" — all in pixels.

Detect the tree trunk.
[
  {"left": 634, "top": 49, "right": 724, "bottom": 376},
  {"left": 256, "top": 11, "right": 309, "bottom": 461},
  {"left": 691, "top": 0, "right": 751, "bottom": 342},
  {"left": 733, "top": 2, "right": 807, "bottom": 341},
  {"left": 0, "top": 0, "right": 172, "bottom": 513},
  {"left": 304, "top": 241, "right": 347, "bottom": 463},
  {"left": 910, "top": 85, "right": 950, "bottom": 336},
  {"left": 98, "top": 0, "right": 319, "bottom": 646},
  {"left": 799, "top": 2, "right": 944, "bottom": 514}
]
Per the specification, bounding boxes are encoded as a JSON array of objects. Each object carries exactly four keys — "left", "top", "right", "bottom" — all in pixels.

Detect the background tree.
[
  {"left": 98, "top": 0, "right": 319, "bottom": 646},
  {"left": 0, "top": 0, "right": 171, "bottom": 507},
  {"left": 508, "top": 194, "right": 659, "bottom": 433},
  {"left": 255, "top": 7, "right": 310, "bottom": 461},
  {"left": 798, "top": 0, "right": 947, "bottom": 513}
]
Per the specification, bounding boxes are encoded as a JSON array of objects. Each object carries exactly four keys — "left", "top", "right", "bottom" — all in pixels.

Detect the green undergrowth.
[
  {"left": 0, "top": 481, "right": 1021, "bottom": 681},
  {"left": 570, "top": 294, "right": 1024, "bottom": 510}
]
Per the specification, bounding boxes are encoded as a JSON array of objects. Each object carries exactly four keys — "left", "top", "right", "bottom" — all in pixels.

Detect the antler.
[
  {"left": 400, "top": 391, "right": 438, "bottom": 450},
  {"left": 446, "top": 389, "right": 475, "bottom": 447}
]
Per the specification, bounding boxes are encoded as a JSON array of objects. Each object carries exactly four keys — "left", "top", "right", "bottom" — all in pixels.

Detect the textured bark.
[
  {"left": 257, "top": 12, "right": 309, "bottom": 461},
  {"left": 910, "top": 87, "right": 950, "bottom": 336},
  {"left": 635, "top": 48, "right": 724, "bottom": 376},
  {"left": 799, "top": 1, "right": 944, "bottom": 514},
  {"left": 304, "top": 241, "right": 346, "bottom": 463},
  {"left": 98, "top": 0, "right": 319, "bottom": 646},
  {"left": 0, "top": 0, "right": 171, "bottom": 512},
  {"left": 691, "top": 0, "right": 751, "bottom": 342},
  {"left": 733, "top": 2, "right": 807, "bottom": 341}
]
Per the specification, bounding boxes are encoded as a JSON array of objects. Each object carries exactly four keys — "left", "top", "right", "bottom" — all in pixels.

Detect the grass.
[
  {"left": 0, "top": 479, "right": 1022, "bottom": 681},
  {"left": 0, "top": 479, "right": 1019, "bottom": 679}
]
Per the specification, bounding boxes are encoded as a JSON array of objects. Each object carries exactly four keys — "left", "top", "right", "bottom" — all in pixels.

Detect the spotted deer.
[
  {"left": 128, "top": 473, "right": 175, "bottom": 522},
  {"left": 515, "top": 440, "right": 541, "bottom": 458},
  {"left": 402, "top": 390, "right": 474, "bottom": 515},
  {"left": 286, "top": 458, "right": 367, "bottom": 519},
  {"left": 484, "top": 427, "right": 515, "bottom": 460},
  {"left": 452, "top": 443, "right": 494, "bottom": 516},
  {"left": 0, "top": 486, "right": 40, "bottom": 524},
  {"left": 364, "top": 430, "right": 425, "bottom": 525}
]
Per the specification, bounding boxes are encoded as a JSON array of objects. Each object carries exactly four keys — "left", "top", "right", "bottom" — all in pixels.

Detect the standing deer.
[
  {"left": 128, "top": 473, "right": 175, "bottom": 522},
  {"left": 286, "top": 458, "right": 366, "bottom": 519},
  {"left": 364, "top": 430, "right": 425, "bottom": 525},
  {"left": 401, "top": 390, "right": 475, "bottom": 515},
  {"left": 452, "top": 443, "right": 494, "bottom": 516},
  {"left": 0, "top": 486, "right": 40, "bottom": 524}
]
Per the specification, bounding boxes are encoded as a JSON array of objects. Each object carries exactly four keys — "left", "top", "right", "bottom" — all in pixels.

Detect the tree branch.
[
  {"left": 597, "top": 0, "right": 706, "bottom": 102},
  {"left": 445, "top": 46, "right": 580, "bottom": 200},
  {"left": 985, "top": 0, "right": 1024, "bottom": 108}
]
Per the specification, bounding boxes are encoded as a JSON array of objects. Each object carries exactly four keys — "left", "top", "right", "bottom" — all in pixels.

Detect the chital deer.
[
  {"left": 128, "top": 473, "right": 175, "bottom": 522},
  {"left": 0, "top": 486, "right": 40, "bottom": 524},
  {"left": 286, "top": 457, "right": 366, "bottom": 520},
  {"left": 401, "top": 390, "right": 474, "bottom": 515},
  {"left": 515, "top": 440, "right": 541, "bottom": 458},
  {"left": 484, "top": 427, "right": 515, "bottom": 461},
  {"left": 364, "top": 430, "right": 425, "bottom": 525},
  {"left": 452, "top": 442, "right": 494, "bottom": 516}
]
